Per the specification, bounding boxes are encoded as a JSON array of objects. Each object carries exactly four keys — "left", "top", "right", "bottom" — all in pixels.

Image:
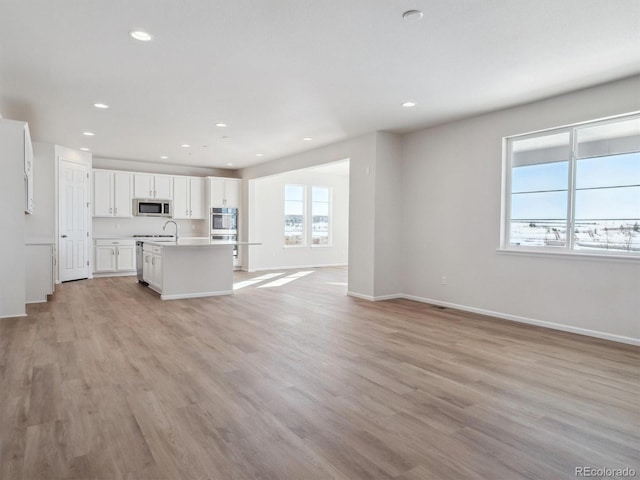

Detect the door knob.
[{"left": 61, "top": 235, "right": 67, "bottom": 238}]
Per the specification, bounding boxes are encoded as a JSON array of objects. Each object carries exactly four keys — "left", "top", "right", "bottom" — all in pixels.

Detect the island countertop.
[{"left": 142, "top": 237, "right": 261, "bottom": 247}]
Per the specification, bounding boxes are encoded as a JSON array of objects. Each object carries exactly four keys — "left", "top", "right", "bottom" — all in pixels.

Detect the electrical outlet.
[{"left": 441, "top": 276, "right": 447, "bottom": 285}]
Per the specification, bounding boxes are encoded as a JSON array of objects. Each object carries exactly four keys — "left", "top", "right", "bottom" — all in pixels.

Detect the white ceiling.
[{"left": 1, "top": 0, "right": 638, "bottom": 170}]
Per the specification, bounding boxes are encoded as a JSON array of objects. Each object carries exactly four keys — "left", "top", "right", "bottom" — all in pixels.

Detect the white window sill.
[
  {"left": 311, "top": 244, "right": 333, "bottom": 248},
  {"left": 283, "top": 244, "right": 307, "bottom": 249},
  {"left": 497, "top": 247, "right": 640, "bottom": 263}
]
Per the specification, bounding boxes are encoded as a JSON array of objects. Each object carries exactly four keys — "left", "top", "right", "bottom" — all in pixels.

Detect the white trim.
[
  {"left": 160, "top": 290, "right": 234, "bottom": 300},
  {"left": 250, "top": 263, "right": 347, "bottom": 272},
  {"left": 347, "top": 291, "right": 402, "bottom": 301},
  {"left": 496, "top": 247, "right": 640, "bottom": 263},
  {"left": 0, "top": 313, "right": 28, "bottom": 319},
  {"left": 92, "top": 271, "right": 137, "bottom": 278},
  {"left": 401, "top": 294, "right": 640, "bottom": 346}
]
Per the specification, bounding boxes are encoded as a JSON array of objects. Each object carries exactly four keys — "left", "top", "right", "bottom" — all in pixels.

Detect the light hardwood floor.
[{"left": 1, "top": 267, "right": 638, "bottom": 479}]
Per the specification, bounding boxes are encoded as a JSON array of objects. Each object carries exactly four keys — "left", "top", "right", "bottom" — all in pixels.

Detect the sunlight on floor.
[
  {"left": 257, "top": 271, "right": 314, "bottom": 288},
  {"left": 233, "top": 272, "right": 285, "bottom": 290}
]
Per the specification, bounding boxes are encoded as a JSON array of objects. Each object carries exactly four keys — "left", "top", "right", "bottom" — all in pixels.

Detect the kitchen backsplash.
[{"left": 93, "top": 217, "right": 208, "bottom": 238}]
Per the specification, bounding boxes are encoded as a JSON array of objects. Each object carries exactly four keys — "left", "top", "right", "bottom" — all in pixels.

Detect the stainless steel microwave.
[{"left": 133, "top": 198, "right": 172, "bottom": 217}]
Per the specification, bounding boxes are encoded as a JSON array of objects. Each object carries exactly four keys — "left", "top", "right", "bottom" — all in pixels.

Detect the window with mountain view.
[{"left": 505, "top": 113, "right": 640, "bottom": 256}]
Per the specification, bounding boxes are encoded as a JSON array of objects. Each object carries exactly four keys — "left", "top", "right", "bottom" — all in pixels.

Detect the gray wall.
[
  {"left": 0, "top": 120, "right": 27, "bottom": 317},
  {"left": 400, "top": 75, "right": 640, "bottom": 342}
]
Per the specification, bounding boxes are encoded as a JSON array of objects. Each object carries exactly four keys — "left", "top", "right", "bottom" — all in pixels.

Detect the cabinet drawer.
[{"left": 96, "top": 239, "right": 135, "bottom": 247}]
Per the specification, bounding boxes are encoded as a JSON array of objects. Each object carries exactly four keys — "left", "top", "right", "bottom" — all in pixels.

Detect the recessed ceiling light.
[
  {"left": 180, "top": 144, "right": 190, "bottom": 148},
  {"left": 256, "top": 153, "right": 263, "bottom": 157},
  {"left": 226, "top": 163, "right": 233, "bottom": 166},
  {"left": 215, "top": 123, "right": 227, "bottom": 128},
  {"left": 83, "top": 131, "right": 95, "bottom": 136},
  {"left": 80, "top": 147, "right": 90, "bottom": 152},
  {"left": 221, "top": 136, "right": 229, "bottom": 139},
  {"left": 203, "top": 145, "right": 209, "bottom": 148},
  {"left": 402, "top": 101, "right": 417, "bottom": 107},
  {"left": 130, "top": 30, "right": 153, "bottom": 42},
  {"left": 303, "top": 137, "right": 312, "bottom": 141},
  {"left": 93, "top": 103, "right": 109, "bottom": 109},
  {"left": 402, "top": 10, "right": 424, "bottom": 22},
  {"left": 160, "top": 155, "right": 168, "bottom": 159}
]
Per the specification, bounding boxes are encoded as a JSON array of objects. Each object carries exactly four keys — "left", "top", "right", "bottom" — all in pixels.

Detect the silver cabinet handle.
[
  {"left": 109, "top": 207, "right": 113, "bottom": 214},
  {"left": 112, "top": 249, "right": 115, "bottom": 255},
  {"left": 152, "top": 257, "right": 155, "bottom": 265},
  {"left": 186, "top": 210, "right": 188, "bottom": 216},
  {"left": 61, "top": 234, "right": 67, "bottom": 238},
  {"left": 114, "top": 207, "right": 118, "bottom": 214},
  {"left": 154, "top": 190, "right": 157, "bottom": 197},
  {"left": 190, "top": 210, "right": 192, "bottom": 216},
  {"left": 149, "top": 190, "right": 152, "bottom": 197}
]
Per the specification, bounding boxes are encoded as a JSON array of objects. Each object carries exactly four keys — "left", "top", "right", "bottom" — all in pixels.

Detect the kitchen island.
[{"left": 141, "top": 238, "right": 255, "bottom": 300}]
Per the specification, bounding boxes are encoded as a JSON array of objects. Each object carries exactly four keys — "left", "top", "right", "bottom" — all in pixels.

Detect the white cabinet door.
[
  {"left": 210, "top": 177, "right": 225, "bottom": 207},
  {"left": 93, "top": 170, "right": 113, "bottom": 217},
  {"left": 149, "top": 253, "right": 162, "bottom": 290},
  {"left": 173, "top": 176, "right": 190, "bottom": 219},
  {"left": 143, "top": 251, "right": 152, "bottom": 282},
  {"left": 134, "top": 174, "right": 154, "bottom": 198},
  {"left": 116, "top": 245, "right": 136, "bottom": 271},
  {"left": 154, "top": 175, "right": 173, "bottom": 199},
  {"left": 95, "top": 246, "right": 116, "bottom": 272},
  {"left": 190, "top": 177, "right": 205, "bottom": 219},
  {"left": 224, "top": 179, "right": 241, "bottom": 208},
  {"left": 113, "top": 172, "right": 133, "bottom": 217}
]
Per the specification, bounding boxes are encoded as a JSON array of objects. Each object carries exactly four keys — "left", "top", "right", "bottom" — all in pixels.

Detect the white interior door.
[{"left": 59, "top": 160, "right": 89, "bottom": 281}]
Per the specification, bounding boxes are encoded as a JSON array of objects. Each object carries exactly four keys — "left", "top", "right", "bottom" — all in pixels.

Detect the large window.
[
  {"left": 284, "top": 184, "right": 305, "bottom": 246},
  {"left": 504, "top": 113, "right": 640, "bottom": 256},
  {"left": 312, "top": 186, "right": 330, "bottom": 245},
  {"left": 284, "top": 184, "right": 332, "bottom": 246}
]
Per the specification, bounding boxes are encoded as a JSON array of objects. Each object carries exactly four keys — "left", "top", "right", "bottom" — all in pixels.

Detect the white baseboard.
[
  {"left": 92, "top": 271, "right": 137, "bottom": 278},
  {"left": 160, "top": 290, "right": 234, "bottom": 300},
  {"left": 401, "top": 294, "right": 640, "bottom": 346},
  {"left": 250, "top": 263, "right": 347, "bottom": 273},
  {"left": 0, "top": 313, "right": 28, "bottom": 319},
  {"left": 347, "top": 291, "right": 402, "bottom": 301}
]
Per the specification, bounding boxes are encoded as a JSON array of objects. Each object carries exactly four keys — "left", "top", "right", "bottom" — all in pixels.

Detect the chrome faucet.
[{"left": 163, "top": 220, "right": 179, "bottom": 242}]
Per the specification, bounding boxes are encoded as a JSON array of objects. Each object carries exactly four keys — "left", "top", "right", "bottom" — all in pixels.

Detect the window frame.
[
  {"left": 311, "top": 185, "right": 332, "bottom": 247},
  {"left": 501, "top": 112, "right": 640, "bottom": 260},
  {"left": 283, "top": 183, "right": 306, "bottom": 248}
]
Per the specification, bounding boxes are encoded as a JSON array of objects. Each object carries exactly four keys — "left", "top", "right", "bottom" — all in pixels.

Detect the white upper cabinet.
[
  {"left": 154, "top": 175, "right": 173, "bottom": 199},
  {"left": 133, "top": 173, "right": 153, "bottom": 198},
  {"left": 172, "top": 176, "right": 190, "bottom": 219},
  {"left": 93, "top": 169, "right": 133, "bottom": 217},
  {"left": 134, "top": 174, "right": 173, "bottom": 199},
  {"left": 172, "top": 175, "right": 205, "bottom": 219},
  {"left": 189, "top": 177, "right": 205, "bottom": 219},
  {"left": 209, "top": 177, "right": 241, "bottom": 208},
  {"left": 93, "top": 170, "right": 113, "bottom": 217}
]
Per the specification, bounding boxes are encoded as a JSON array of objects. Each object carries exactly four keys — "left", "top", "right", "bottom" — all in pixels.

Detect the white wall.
[
  {"left": 400, "top": 75, "right": 640, "bottom": 343},
  {"left": 248, "top": 168, "right": 349, "bottom": 271},
  {"left": 93, "top": 157, "right": 236, "bottom": 178},
  {"left": 241, "top": 133, "right": 378, "bottom": 296},
  {"left": 0, "top": 120, "right": 27, "bottom": 318},
  {"left": 25, "top": 142, "right": 55, "bottom": 241}
]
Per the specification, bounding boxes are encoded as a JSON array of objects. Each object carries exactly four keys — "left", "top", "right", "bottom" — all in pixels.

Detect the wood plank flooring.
[{"left": 1, "top": 267, "right": 638, "bottom": 479}]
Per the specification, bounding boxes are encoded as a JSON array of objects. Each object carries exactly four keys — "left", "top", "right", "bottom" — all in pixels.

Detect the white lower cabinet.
[
  {"left": 25, "top": 243, "right": 55, "bottom": 303},
  {"left": 143, "top": 244, "right": 163, "bottom": 292},
  {"left": 94, "top": 239, "right": 136, "bottom": 274}
]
